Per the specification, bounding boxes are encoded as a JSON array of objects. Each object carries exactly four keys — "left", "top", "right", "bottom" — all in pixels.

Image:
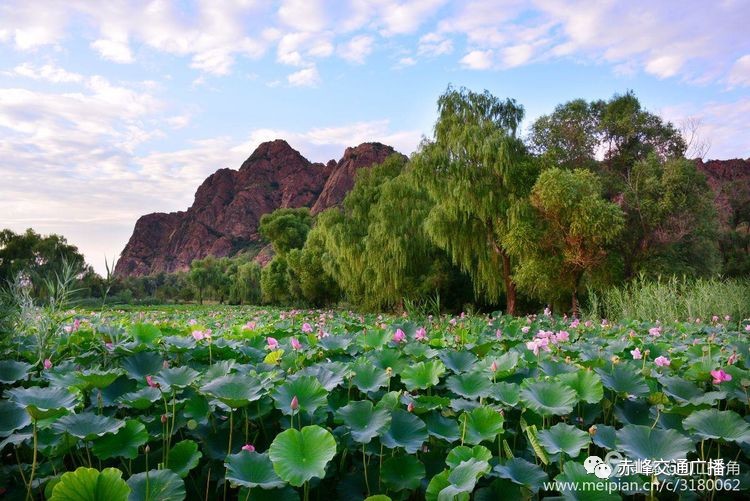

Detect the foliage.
[
  {"left": 0, "top": 304, "right": 748, "bottom": 499},
  {"left": 411, "top": 86, "right": 538, "bottom": 314},
  {"left": 259, "top": 208, "right": 313, "bottom": 256},
  {"left": 506, "top": 168, "right": 624, "bottom": 313}
]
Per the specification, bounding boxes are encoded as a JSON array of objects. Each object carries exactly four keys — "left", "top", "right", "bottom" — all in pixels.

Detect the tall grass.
[{"left": 583, "top": 276, "right": 750, "bottom": 324}]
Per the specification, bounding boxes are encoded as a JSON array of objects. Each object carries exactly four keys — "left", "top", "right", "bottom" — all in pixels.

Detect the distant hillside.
[{"left": 114, "top": 140, "right": 400, "bottom": 277}]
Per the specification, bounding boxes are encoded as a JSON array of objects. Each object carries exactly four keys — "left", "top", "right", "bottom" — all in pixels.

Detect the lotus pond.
[{"left": 1, "top": 306, "right": 750, "bottom": 500}]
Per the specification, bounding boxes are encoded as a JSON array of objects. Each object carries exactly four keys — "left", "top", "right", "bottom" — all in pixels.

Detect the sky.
[{"left": 1, "top": 0, "right": 749, "bottom": 275}]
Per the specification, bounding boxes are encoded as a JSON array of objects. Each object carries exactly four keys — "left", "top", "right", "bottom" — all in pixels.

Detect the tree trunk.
[
  {"left": 501, "top": 250, "right": 516, "bottom": 316},
  {"left": 571, "top": 288, "right": 578, "bottom": 318}
]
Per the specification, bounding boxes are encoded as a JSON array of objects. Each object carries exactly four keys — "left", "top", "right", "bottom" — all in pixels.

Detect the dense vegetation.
[
  {"left": 3, "top": 88, "right": 747, "bottom": 317},
  {"left": 1, "top": 303, "right": 750, "bottom": 500}
]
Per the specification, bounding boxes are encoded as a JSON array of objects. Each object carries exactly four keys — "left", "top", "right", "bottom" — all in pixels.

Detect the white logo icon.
[
  {"left": 584, "top": 455, "right": 603, "bottom": 474},
  {"left": 594, "top": 463, "right": 613, "bottom": 479}
]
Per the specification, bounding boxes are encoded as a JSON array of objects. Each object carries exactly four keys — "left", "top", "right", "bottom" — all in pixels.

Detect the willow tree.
[
  {"left": 505, "top": 168, "right": 624, "bottom": 314},
  {"left": 411, "top": 86, "right": 537, "bottom": 314}
]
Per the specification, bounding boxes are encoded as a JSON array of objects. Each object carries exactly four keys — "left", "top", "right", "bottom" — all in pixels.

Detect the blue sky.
[{"left": 1, "top": 0, "right": 749, "bottom": 274}]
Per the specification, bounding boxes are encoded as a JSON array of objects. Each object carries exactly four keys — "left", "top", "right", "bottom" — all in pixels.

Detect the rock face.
[
  {"left": 115, "top": 140, "right": 398, "bottom": 277},
  {"left": 696, "top": 158, "right": 750, "bottom": 231}
]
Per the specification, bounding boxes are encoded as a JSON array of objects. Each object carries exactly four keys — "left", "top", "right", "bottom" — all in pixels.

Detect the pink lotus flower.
[
  {"left": 415, "top": 326, "right": 427, "bottom": 341},
  {"left": 654, "top": 356, "right": 670, "bottom": 367},
  {"left": 649, "top": 327, "right": 662, "bottom": 337},
  {"left": 521, "top": 326, "right": 530, "bottom": 334},
  {"left": 710, "top": 369, "right": 732, "bottom": 384},
  {"left": 290, "top": 337, "right": 302, "bottom": 350},
  {"left": 407, "top": 402, "right": 414, "bottom": 412},
  {"left": 554, "top": 331, "right": 570, "bottom": 343},
  {"left": 543, "top": 307, "right": 551, "bottom": 317},
  {"left": 188, "top": 319, "right": 197, "bottom": 326},
  {"left": 449, "top": 318, "right": 457, "bottom": 326},
  {"left": 526, "top": 338, "right": 550, "bottom": 356},
  {"left": 393, "top": 329, "right": 406, "bottom": 343},
  {"left": 630, "top": 348, "right": 642, "bottom": 360},
  {"left": 301, "top": 322, "right": 313, "bottom": 333},
  {"left": 146, "top": 375, "right": 159, "bottom": 388},
  {"left": 495, "top": 329, "right": 502, "bottom": 339},
  {"left": 290, "top": 395, "right": 299, "bottom": 411},
  {"left": 191, "top": 330, "right": 204, "bottom": 341},
  {"left": 584, "top": 320, "right": 593, "bottom": 328},
  {"left": 728, "top": 353, "right": 739, "bottom": 365},
  {"left": 243, "top": 321, "right": 256, "bottom": 331},
  {"left": 490, "top": 360, "right": 498, "bottom": 372},
  {"left": 242, "top": 444, "right": 256, "bottom": 452},
  {"left": 745, "top": 325, "right": 750, "bottom": 332},
  {"left": 43, "top": 358, "right": 52, "bottom": 370},
  {"left": 570, "top": 318, "right": 580, "bottom": 328},
  {"left": 267, "top": 337, "right": 279, "bottom": 350},
  {"left": 712, "top": 315, "right": 719, "bottom": 323}
]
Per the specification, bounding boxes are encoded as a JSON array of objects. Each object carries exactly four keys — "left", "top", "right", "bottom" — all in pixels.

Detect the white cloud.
[
  {"left": 278, "top": 0, "right": 328, "bottom": 32},
  {"left": 338, "top": 35, "right": 374, "bottom": 64},
  {"left": 728, "top": 54, "right": 750, "bottom": 87},
  {"left": 418, "top": 32, "right": 453, "bottom": 56},
  {"left": 395, "top": 57, "right": 417, "bottom": 68},
  {"left": 91, "top": 38, "right": 134, "bottom": 63},
  {"left": 9, "top": 62, "right": 83, "bottom": 83},
  {"left": 460, "top": 49, "right": 494, "bottom": 70},
  {"left": 287, "top": 66, "right": 321, "bottom": 87}
]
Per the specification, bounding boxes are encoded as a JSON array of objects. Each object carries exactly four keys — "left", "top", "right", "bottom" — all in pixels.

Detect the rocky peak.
[{"left": 115, "top": 140, "right": 400, "bottom": 277}]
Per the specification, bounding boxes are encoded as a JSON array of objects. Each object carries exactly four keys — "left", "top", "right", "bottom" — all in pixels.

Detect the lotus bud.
[{"left": 290, "top": 395, "right": 299, "bottom": 411}]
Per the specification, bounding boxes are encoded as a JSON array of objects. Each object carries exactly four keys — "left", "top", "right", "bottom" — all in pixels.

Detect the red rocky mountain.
[{"left": 114, "top": 140, "right": 400, "bottom": 277}]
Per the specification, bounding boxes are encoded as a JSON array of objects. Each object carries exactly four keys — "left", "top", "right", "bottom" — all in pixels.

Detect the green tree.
[
  {"left": 188, "top": 256, "right": 221, "bottom": 304},
  {"left": 230, "top": 261, "right": 262, "bottom": 304},
  {"left": 286, "top": 230, "right": 339, "bottom": 306},
  {"left": 411, "top": 86, "right": 538, "bottom": 314},
  {"left": 259, "top": 208, "right": 313, "bottom": 256},
  {"left": 0, "top": 228, "right": 87, "bottom": 294},
  {"left": 261, "top": 256, "right": 290, "bottom": 304},
  {"left": 505, "top": 168, "right": 625, "bottom": 314}
]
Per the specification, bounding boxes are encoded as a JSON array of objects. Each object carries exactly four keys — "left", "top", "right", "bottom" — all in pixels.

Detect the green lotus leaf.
[
  {"left": 425, "top": 470, "right": 468, "bottom": 501},
  {"left": 155, "top": 366, "right": 200, "bottom": 392},
  {"left": 130, "top": 323, "right": 163, "bottom": 344},
  {"left": 683, "top": 409, "right": 750, "bottom": 442},
  {"left": 50, "top": 467, "right": 130, "bottom": 501},
  {"left": 616, "top": 424, "right": 694, "bottom": 461},
  {"left": 201, "top": 375, "right": 265, "bottom": 408},
  {"left": 53, "top": 412, "right": 125, "bottom": 440},
  {"left": 590, "top": 424, "right": 617, "bottom": 450},
  {"left": 558, "top": 370, "right": 603, "bottom": 404},
  {"left": 554, "top": 462, "right": 619, "bottom": 501},
  {"left": 351, "top": 361, "right": 388, "bottom": 393},
  {"left": 439, "top": 351, "right": 478, "bottom": 373},
  {"left": 336, "top": 400, "right": 390, "bottom": 444},
  {"left": 6, "top": 386, "right": 78, "bottom": 420},
  {"left": 381, "top": 409, "right": 428, "bottom": 453},
  {"left": 271, "top": 375, "right": 328, "bottom": 415},
  {"left": 166, "top": 440, "right": 202, "bottom": 478},
  {"left": 226, "top": 451, "right": 286, "bottom": 489},
  {"left": 318, "top": 335, "right": 352, "bottom": 352},
  {"left": 368, "top": 348, "right": 407, "bottom": 374},
  {"left": 76, "top": 369, "right": 124, "bottom": 390},
  {"left": 441, "top": 458, "right": 491, "bottom": 500},
  {"left": 409, "top": 395, "right": 451, "bottom": 412},
  {"left": 493, "top": 457, "right": 548, "bottom": 492},
  {"left": 364, "top": 496, "right": 392, "bottom": 501},
  {"left": 268, "top": 425, "right": 337, "bottom": 487},
  {"left": 400, "top": 360, "right": 445, "bottom": 391},
  {"left": 487, "top": 351, "right": 520, "bottom": 377},
  {"left": 92, "top": 420, "right": 148, "bottom": 460},
  {"left": 424, "top": 412, "right": 460, "bottom": 443},
  {"left": 447, "top": 371, "right": 493, "bottom": 400},
  {"left": 488, "top": 382, "right": 520, "bottom": 406},
  {"left": 537, "top": 423, "right": 590, "bottom": 458},
  {"left": 459, "top": 406, "right": 504, "bottom": 445},
  {"left": 296, "top": 364, "right": 345, "bottom": 391},
  {"left": 127, "top": 469, "right": 185, "bottom": 501},
  {"left": 446, "top": 445, "right": 492, "bottom": 469},
  {"left": 660, "top": 376, "right": 726, "bottom": 406},
  {"left": 0, "top": 400, "right": 31, "bottom": 436},
  {"left": 0, "top": 360, "right": 31, "bottom": 384},
  {"left": 117, "top": 387, "right": 161, "bottom": 410},
  {"left": 381, "top": 455, "right": 425, "bottom": 491},
  {"left": 596, "top": 365, "right": 649, "bottom": 396},
  {"left": 361, "top": 329, "right": 390, "bottom": 350},
  {"left": 121, "top": 352, "right": 164, "bottom": 380},
  {"left": 520, "top": 380, "right": 577, "bottom": 417}
]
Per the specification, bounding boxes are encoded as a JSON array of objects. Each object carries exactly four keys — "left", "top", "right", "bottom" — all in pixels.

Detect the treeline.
[
  {"left": 3, "top": 87, "right": 747, "bottom": 314},
  {"left": 252, "top": 88, "right": 747, "bottom": 314}
]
